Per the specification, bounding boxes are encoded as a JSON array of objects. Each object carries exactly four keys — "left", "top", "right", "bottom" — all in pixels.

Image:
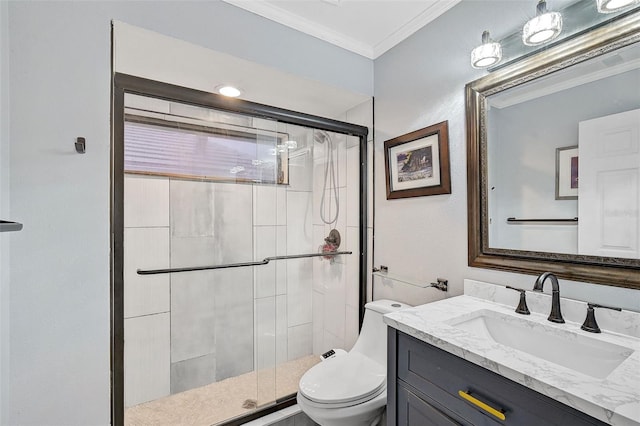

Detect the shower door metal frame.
[{"left": 111, "top": 73, "right": 370, "bottom": 426}]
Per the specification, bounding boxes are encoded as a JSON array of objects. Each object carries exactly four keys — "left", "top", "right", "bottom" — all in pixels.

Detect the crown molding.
[
  {"left": 222, "top": 0, "right": 374, "bottom": 58},
  {"left": 373, "top": 0, "right": 460, "bottom": 58},
  {"left": 222, "top": 0, "right": 461, "bottom": 60}
]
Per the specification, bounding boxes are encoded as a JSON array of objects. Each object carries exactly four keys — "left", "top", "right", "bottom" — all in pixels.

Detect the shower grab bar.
[
  {"left": 137, "top": 251, "right": 353, "bottom": 275},
  {"left": 507, "top": 217, "right": 578, "bottom": 224}
]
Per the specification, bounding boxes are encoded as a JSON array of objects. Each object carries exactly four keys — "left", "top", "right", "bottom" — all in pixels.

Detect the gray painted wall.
[
  {"left": 373, "top": 1, "right": 640, "bottom": 310},
  {"left": 0, "top": 2, "right": 9, "bottom": 423},
  {"left": 3, "top": 1, "right": 372, "bottom": 424}
]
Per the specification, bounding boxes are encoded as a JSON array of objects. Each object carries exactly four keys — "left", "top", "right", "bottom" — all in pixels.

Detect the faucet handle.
[
  {"left": 581, "top": 303, "right": 622, "bottom": 333},
  {"left": 506, "top": 286, "right": 531, "bottom": 315}
]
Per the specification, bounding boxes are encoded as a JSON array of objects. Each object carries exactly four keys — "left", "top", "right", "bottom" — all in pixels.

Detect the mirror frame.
[{"left": 466, "top": 11, "right": 640, "bottom": 289}]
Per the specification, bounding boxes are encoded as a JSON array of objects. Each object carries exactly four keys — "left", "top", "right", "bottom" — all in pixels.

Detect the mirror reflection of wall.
[{"left": 487, "top": 43, "right": 640, "bottom": 256}]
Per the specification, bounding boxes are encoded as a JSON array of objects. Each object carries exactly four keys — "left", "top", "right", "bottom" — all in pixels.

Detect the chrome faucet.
[{"left": 533, "top": 272, "right": 565, "bottom": 323}]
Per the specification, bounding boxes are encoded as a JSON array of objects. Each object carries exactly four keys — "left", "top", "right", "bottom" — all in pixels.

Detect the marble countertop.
[{"left": 383, "top": 280, "right": 640, "bottom": 426}]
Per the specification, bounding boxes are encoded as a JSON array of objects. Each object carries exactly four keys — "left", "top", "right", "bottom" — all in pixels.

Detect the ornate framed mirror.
[{"left": 466, "top": 10, "right": 640, "bottom": 289}]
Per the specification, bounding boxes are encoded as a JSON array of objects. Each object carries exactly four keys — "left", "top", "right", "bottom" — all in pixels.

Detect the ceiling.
[{"left": 222, "top": 0, "right": 461, "bottom": 59}]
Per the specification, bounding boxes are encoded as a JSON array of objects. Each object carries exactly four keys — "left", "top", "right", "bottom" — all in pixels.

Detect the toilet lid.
[{"left": 299, "top": 352, "right": 386, "bottom": 405}]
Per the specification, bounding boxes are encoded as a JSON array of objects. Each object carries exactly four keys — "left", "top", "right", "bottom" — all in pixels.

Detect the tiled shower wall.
[
  {"left": 312, "top": 99, "right": 374, "bottom": 356},
  {"left": 122, "top": 99, "right": 372, "bottom": 407},
  {"left": 123, "top": 176, "right": 257, "bottom": 406}
]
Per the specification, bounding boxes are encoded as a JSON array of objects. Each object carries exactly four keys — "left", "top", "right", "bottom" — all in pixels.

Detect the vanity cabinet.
[{"left": 387, "top": 328, "right": 608, "bottom": 426}]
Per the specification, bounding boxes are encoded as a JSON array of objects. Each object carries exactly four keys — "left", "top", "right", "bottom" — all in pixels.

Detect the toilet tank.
[{"left": 350, "top": 299, "right": 410, "bottom": 366}]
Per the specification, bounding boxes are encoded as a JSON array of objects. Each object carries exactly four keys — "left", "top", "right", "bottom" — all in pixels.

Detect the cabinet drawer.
[
  {"left": 397, "top": 332, "right": 606, "bottom": 426},
  {"left": 397, "top": 383, "right": 462, "bottom": 426}
]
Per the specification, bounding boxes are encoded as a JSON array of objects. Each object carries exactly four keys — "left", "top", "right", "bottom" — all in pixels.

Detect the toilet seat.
[{"left": 299, "top": 352, "right": 386, "bottom": 408}]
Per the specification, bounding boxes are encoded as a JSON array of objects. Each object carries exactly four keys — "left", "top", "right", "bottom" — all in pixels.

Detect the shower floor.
[{"left": 125, "top": 355, "right": 319, "bottom": 426}]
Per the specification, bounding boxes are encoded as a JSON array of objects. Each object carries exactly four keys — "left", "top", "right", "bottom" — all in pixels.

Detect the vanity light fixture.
[
  {"left": 216, "top": 85, "right": 242, "bottom": 98},
  {"left": 522, "top": 0, "right": 563, "bottom": 46},
  {"left": 596, "top": 0, "right": 640, "bottom": 13},
  {"left": 471, "top": 31, "right": 503, "bottom": 69}
]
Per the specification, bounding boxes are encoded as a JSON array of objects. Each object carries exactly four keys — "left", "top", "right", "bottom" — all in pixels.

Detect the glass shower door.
[{"left": 122, "top": 94, "right": 280, "bottom": 425}]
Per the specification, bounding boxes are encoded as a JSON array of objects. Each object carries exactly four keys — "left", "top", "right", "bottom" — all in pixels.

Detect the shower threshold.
[{"left": 124, "top": 355, "right": 319, "bottom": 426}]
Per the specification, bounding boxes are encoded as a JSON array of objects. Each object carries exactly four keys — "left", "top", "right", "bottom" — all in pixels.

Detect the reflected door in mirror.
[{"left": 578, "top": 108, "right": 640, "bottom": 259}]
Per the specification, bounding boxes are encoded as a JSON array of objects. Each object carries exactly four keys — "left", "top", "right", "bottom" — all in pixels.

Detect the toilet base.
[{"left": 297, "top": 392, "right": 386, "bottom": 426}]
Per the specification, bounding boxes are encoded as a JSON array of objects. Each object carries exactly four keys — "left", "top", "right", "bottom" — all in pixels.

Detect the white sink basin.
[{"left": 448, "top": 309, "right": 634, "bottom": 380}]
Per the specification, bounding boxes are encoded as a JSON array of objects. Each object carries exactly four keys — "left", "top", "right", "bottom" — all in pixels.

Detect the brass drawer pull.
[{"left": 458, "top": 390, "right": 506, "bottom": 421}]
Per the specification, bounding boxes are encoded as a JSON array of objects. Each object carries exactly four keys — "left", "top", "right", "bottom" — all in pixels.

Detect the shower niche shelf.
[{"left": 0, "top": 220, "right": 23, "bottom": 233}]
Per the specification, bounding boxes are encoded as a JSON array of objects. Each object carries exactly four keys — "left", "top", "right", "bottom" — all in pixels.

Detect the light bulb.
[
  {"left": 216, "top": 85, "right": 242, "bottom": 98},
  {"left": 471, "top": 31, "right": 502, "bottom": 69},
  {"left": 597, "top": 0, "right": 639, "bottom": 12},
  {"left": 523, "top": 0, "right": 563, "bottom": 46}
]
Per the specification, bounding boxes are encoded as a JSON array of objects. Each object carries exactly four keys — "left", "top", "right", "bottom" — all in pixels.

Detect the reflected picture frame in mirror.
[{"left": 466, "top": 10, "right": 640, "bottom": 289}]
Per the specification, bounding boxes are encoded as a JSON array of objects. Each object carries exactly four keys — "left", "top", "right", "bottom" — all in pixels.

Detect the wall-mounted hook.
[{"left": 75, "top": 137, "right": 86, "bottom": 154}]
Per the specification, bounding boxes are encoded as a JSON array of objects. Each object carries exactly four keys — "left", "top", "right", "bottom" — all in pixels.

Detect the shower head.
[{"left": 314, "top": 130, "right": 330, "bottom": 144}]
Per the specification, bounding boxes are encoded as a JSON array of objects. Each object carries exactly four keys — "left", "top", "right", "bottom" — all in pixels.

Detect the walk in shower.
[{"left": 111, "top": 75, "right": 369, "bottom": 425}]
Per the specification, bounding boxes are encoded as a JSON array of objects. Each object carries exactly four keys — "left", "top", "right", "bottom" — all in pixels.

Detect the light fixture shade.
[
  {"left": 523, "top": 1, "right": 563, "bottom": 46},
  {"left": 597, "top": 0, "right": 639, "bottom": 13},
  {"left": 471, "top": 31, "right": 502, "bottom": 69}
]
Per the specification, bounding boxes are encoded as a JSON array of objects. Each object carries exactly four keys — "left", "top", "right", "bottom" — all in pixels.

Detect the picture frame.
[
  {"left": 384, "top": 121, "right": 451, "bottom": 199},
  {"left": 555, "top": 145, "right": 579, "bottom": 200}
]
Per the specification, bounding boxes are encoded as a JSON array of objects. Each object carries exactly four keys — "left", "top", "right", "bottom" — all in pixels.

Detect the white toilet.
[{"left": 297, "top": 299, "right": 410, "bottom": 426}]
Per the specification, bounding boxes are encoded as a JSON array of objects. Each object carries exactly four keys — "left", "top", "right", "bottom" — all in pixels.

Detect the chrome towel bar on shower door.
[{"left": 137, "top": 251, "right": 353, "bottom": 275}]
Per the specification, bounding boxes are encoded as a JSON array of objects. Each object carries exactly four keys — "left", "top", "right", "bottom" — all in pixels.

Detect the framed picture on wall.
[
  {"left": 384, "top": 121, "right": 451, "bottom": 199},
  {"left": 556, "top": 145, "right": 579, "bottom": 200}
]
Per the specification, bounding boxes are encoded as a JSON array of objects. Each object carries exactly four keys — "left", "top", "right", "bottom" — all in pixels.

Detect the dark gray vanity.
[
  {"left": 382, "top": 281, "right": 640, "bottom": 426},
  {"left": 387, "top": 328, "right": 608, "bottom": 425}
]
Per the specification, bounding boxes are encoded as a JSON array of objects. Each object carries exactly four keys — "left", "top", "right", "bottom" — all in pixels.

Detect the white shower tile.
[
  {"left": 276, "top": 295, "right": 288, "bottom": 365},
  {"left": 124, "top": 175, "right": 169, "bottom": 228},
  {"left": 170, "top": 267, "right": 217, "bottom": 363},
  {"left": 334, "top": 134, "right": 347, "bottom": 189},
  {"left": 170, "top": 354, "right": 216, "bottom": 395},
  {"left": 322, "top": 330, "right": 345, "bottom": 353},
  {"left": 312, "top": 291, "right": 324, "bottom": 356},
  {"left": 344, "top": 305, "right": 360, "bottom": 352},
  {"left": 254, "top": 294, "right": 287, "bottom": 370},
  {"left": 287, "top": 258, "right": 313, "bottom": 327},
  {"left": 171, "top": 236, "right": 220, "bottom": 266},
  {"left": 213, "top": 268, "right": 254, "bottom": 380},
  {"left": 124, "top": 313, "right": 170, "bottom": 407},
  {"left": 170, "top": 179, "right": 215, "bottom": 237},
  {"left": 276, "top": 186, "right": 287, "bottom": 226},
  {"left": 313, "top": 143, "right": 327, "bottom": 226},
  {"left": 322, "top": 260, "right": 346, "bottom": 342},
  {"left": 345, "top": 226, "right": 360, "bottom": 309},
  {"left": 254, "top": 185, "right": 278, "bottom": 226},
  {"left": 254, "top": 226, "right": 276, "bottom": 299},
  {"left": 124, "top": 227, "right": 170, "bottom": 318},
  {"left": 335, "top": 187, "right": 347, "bottom": 264},
  {"left": 286, "top": 192, "right": 313, "bottom": 255},
  {"left": 255, "top": 297, "right": 276, "bottom": 370},
  {"left": 346, "top": 146, "right": 361, "bottom": 228},
  {"left": 211, "top": 183, "right": 253, "bottom": 263},
  {"left": 312, "top": 225, "right": 327, "bottom": 294},
  {"left": 318, "top": 188, "right": 340, "bottom": 231},
  {"left": 287, "top": 323, "right": 313, "bottom": 361},
  {"left": 276, "top": 226, "right": 288, "bottom": 295},
  {"left": 288, "top": 151, "right": 312, "bottom": 192}
]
